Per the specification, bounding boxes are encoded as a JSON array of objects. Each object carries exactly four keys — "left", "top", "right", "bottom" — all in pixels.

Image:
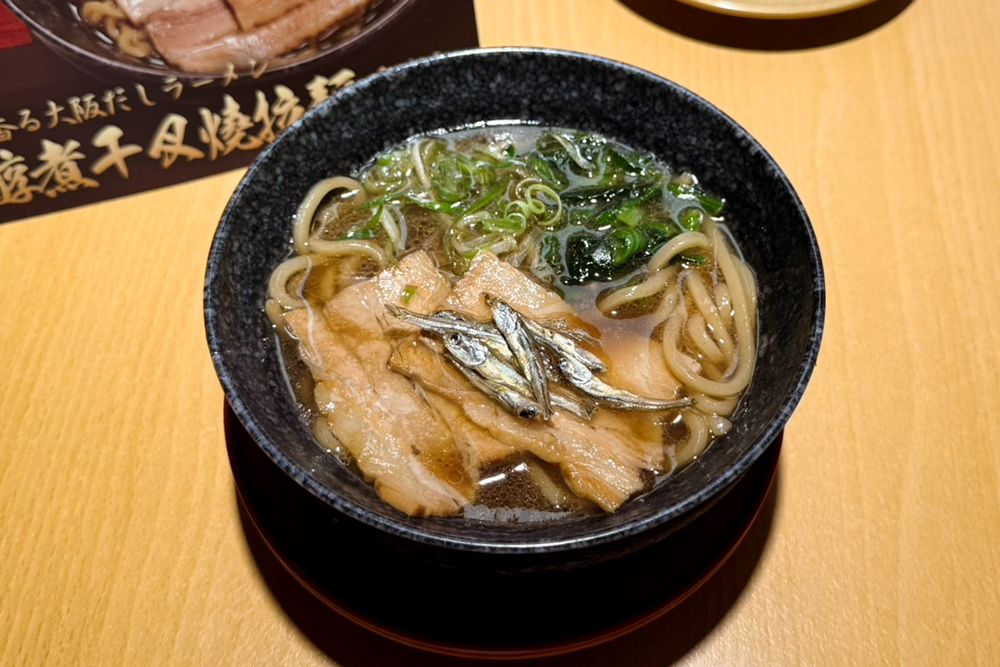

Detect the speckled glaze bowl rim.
[
  {"left": 206, "top": 46, "right": 825, "bottom": 556},
  {"left": 4, "top": 0, "right": 417, "bottom": 82}
]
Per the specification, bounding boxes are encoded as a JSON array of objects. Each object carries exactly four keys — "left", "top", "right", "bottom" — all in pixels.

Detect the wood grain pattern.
[{"left": 2, "top": 1, "right": 999, "bottom": 665}]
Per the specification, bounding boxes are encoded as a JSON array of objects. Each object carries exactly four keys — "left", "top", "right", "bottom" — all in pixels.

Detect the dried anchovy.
[
  {"left": 484, "top": 294, "right": 552, "bottom": 419},
  {"left": 385, "top": 298, "right": 691, "bottom": 420},
  {"left": 444, "top": 331, "right": 595, "bottom": 422},
  {"left": 385, "top": 304, "right": 515, "bottom": 365},
  {"left": 446, "top": 352, "right": 540, "bottom": 420},
  {"left": 521, "top": 317, "right": 606, "bottom": 373},
  {"left": 442, "top": 332, "right": 528, "bottom": 395},
  {"left": 431, "top": 310, "right": 517, "bottom": 365},
  {"left": 556, "top": 354, "right": 694, "bottom": 412}
]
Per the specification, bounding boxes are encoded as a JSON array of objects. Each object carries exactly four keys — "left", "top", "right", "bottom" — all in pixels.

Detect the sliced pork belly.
[
  {"left": 444, "top": 251, "right": 576, "bottom": 322},
  {"left": 283, "top": 251, "right": 475, "bottom": 516},
  {"left": 600, "top": 327, "right": 685, "bottom": 401},
  {"left": 136, "top": 0, "right": 239, "bottom": 62},
  {"left": 389, "top": 336, "right": 519, "bottom": 467},
  {"left": 547, "top": 412, "right": 664, "bottom": 511},
  {"left": 146, "top": 0, "right": 370, "bottom": 72},
  {"left": 288, "top": 309, "right": 472, "bottom": 516},
  {"left": 286, "top": 247, "right": 669, "bottom": 514},
  {"left": 113, "top": 0, "right": 192, "bottom": 24},
  {"left": 323, "top": 249, "right": 452, "bottom": 339},
  {"left": 226, "top": 0, "right": 311, "bottom": 30},
  {"left": 389, "top": 329, "right": 666, "bottom": 512}
]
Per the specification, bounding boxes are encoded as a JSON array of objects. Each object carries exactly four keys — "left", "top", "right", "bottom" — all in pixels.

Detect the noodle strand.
[{"left": 293, "top": 177, "right": 365, "bottom": 253}]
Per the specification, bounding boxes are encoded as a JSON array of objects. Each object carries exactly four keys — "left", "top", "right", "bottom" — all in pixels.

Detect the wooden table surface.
[{"left": 3, "top": 0, "right": 999, "bottom": 664}]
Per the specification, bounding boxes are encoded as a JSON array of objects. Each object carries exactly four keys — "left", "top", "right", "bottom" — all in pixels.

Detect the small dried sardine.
[
  {"left": 385, "top": 304, "right": 515, "bottom": 365},
  {"left": 521, "top": 318, "right": 607, "bottom": 373},
  {"left": 484, "top": 294, "right": 552, "bottom": 419},
  {"left": 385, "top": 303, "right": 488, "bottom": 337},
  {"left": 423, "top": 309, "right": 496, "bottom": 336},
  {"left": 387, "top": 297, "right": 683, "bottom": 420},
  {"left": 430, "top": 310, "right": 516, "bottom": 365},
  {"left": 442, "top": 332, "right": 520, "bottom": 385},
  {"left": 445, "top": 332, "right": 595, "bottom": 422},
  {"left": 446, "top": 352, "right": 540, "bottom": 420},
  {"left": 550, "top": 387, "right": 598, "bottom": 422},
  {"left": 557, "top": 354, "right": 694, "bottom": 412},
  {"left": 534, "top": 317, "right": 602, "bottom": 348}
]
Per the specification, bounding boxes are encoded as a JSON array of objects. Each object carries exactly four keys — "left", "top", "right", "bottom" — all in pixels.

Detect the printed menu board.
[{"left": 0, "top": 0, "right": 479, "bottom": 224}]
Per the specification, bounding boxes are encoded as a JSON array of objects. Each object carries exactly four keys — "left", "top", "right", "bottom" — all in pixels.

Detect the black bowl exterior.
[{"left": 205, "top": 47, "right": 824, "bottom": 570}]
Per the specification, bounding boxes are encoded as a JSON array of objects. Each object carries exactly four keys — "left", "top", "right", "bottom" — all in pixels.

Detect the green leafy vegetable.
[
  {"left": 667, "top": 182, "right": 725, "bottom": 216},
  {"left": 348, "top": 130, "right": 726, "bottom": 285}
]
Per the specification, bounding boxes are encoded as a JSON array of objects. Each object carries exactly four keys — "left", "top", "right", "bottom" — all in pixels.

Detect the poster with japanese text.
[{"left": 0, "top": 0, "right": 479, "bottom": 223}]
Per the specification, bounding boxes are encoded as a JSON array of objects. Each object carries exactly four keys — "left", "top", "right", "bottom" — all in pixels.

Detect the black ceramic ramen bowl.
[
  {"left": 205, "top": 47, "right": 824, "bottom": 575},
  {"left": 3, "top": 0, "right": 414, "bottom": 89}
]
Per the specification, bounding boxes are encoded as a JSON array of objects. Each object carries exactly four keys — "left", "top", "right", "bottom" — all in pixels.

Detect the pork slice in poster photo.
[{"left": 0, "top": 0, "right": 480, "bottom": 223}]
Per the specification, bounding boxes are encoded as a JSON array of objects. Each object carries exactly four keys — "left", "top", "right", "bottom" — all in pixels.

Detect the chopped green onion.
[
  {"left": 459, "top": 178, "right": 511, "bottom": 218},
  {"left": 483, "top": 216, "right": 526, "bottom": 233},
  {"left": 430, "top": 153, "right": 473, "bottom": 202},
  {"left": 616, "top": 204, "right": 644, "bottom": 228},
  {"left": 352, "top": 192, "right": 403, "bottom": 211},
  {"left": 697, "top": 194, "right": 724, "bottom": 216},
  {"left": 640, "top": 221, "right": 679, "bottom": 249},
  {"left": 339, "top": 227, "right": 377, "bottom": 239},
  {"left": 678, "top": 207, "right": 704, "bottom": 231},
  {"left": 401, "top": 285, "right": 418, "bottom": 304},
  {"left": 678, "top": 252, "right": 707, "bottom": 265},
  {"left": 339, "top": 202, "right": 384, "bottom": 239},
  {"left": 400, "top": 194, "right": 461, "bottom": 214}
]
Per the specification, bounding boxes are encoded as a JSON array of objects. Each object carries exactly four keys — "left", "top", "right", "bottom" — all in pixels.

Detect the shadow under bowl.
[{"left": 205, "top": 47, "right": 824, "bottom": 574}]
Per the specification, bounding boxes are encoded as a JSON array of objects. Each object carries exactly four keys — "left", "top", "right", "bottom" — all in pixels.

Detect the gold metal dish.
[{"left": 675, "top": 0, "right": 878, "bottom": 19}]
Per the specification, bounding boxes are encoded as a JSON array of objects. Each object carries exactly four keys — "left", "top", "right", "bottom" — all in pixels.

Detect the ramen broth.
[{"left": 268, "top": 125, "right": 758, "bottom": 519}]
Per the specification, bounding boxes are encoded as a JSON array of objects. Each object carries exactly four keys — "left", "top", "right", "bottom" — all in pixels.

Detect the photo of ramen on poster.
[{"left": 0, "top": 0, "right": 479, "bottom": 223}]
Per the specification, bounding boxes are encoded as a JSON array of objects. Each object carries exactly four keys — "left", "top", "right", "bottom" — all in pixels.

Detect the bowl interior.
[{"left": 206, "top": 47, "right": 824, "bottom": 557}]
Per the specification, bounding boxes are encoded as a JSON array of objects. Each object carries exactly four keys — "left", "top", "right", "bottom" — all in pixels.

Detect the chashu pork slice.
[
  {"left": 443, "top": 249, "right": 666, "bottom": 510},
  {"left": 113, "top": 0, "right": 208, "bottom": 24},
  {"left": 599, "top": 326, "right": 686, "bottom": 402},
  {"left": 389, "top": 337, "right": 666, "bottom": 512},
  {"left": 284, "top": 251, "right": 475, "bottom": 516},
  {"left": 226, "top": 0, "right": 312, "bottom": 31},
  {"left": 123, "top": 0, "right": 239, "bottom": 62},
  {"left": 444, "top": 251, "right": 576, "bottom": 322},
  {"left": 389, "top": 336, "right": 519, "bottom": 468},
  {"left": 145, "top": 0, "right": 371, "bottom": 72},
  {"left": 322, "top": 249, "right": 452, "bottom": 340}
]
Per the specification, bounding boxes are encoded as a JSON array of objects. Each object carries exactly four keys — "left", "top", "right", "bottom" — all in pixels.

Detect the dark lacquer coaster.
[{"left": 225, "top": 403, "right": 780, "bottom": 659}]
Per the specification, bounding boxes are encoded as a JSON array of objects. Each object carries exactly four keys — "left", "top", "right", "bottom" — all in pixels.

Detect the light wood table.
[{"left": 3, "top": 1, "right": 998, "bottom": 664}]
